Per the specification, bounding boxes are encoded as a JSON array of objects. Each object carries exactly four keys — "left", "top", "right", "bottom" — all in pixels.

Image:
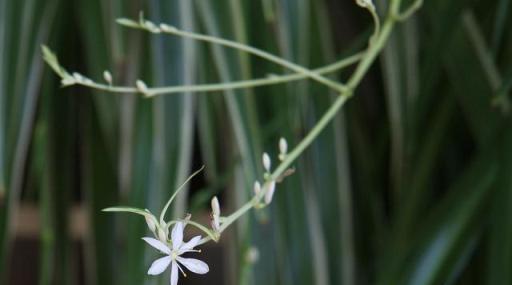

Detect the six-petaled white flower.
[{"left": 143, "top": 222, "right": 209, "bottom": 285}]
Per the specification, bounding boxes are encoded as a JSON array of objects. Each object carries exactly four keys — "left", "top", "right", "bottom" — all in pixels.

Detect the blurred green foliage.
[{"left": 1, "top": 0, "right": 512, "bottom": 284}]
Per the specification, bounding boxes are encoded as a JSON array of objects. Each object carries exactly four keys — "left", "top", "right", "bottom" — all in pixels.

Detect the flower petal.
[
  {"left": 142, "top": 237, "right": 171, "bottom": 254},
  {"left": 148, "top": 256, "right": 172, "bottom": 275},
  {"left": 180, "top": 235, "right": 202, "bottom": 252},
  {"left": 176, "top": 257, "right": 209, "bottom": 274},
  {"left": 171, "top": 222, "right": 184, "bottom": 250},
  {"left": 170, "top": 261, "right": 178, "bottom": 285}
]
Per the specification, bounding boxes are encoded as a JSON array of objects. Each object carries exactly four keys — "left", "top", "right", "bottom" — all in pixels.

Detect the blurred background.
[{"left": 1, "top": 0, "right": 512, "bottom": 284}]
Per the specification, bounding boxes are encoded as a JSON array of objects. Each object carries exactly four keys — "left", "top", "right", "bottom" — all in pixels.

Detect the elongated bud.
[
  {"left": 136, "top": 80, "right": 148, "bottom": 94},
  {"left": 279, "top": 138, "right": 288, "bottom": 155},
  {"left": 211, "top": 217, "right": 220, "bottom": 233},
  {"left": 103, "top": 70, "right": 112, "bottom": 85},
  {"left": 211, "top": 196, "right": 220, "bottom": 217},
  {"left": 210, "top": 196, "right": 221, "bottom": 232},
  {"left": 253, "top": 181, "right": 262, "bottom": 196},
  {"left": 279, "top": 138, "right": 288, "bottom": 161},
  {"left": 211, "top": 213, "right": 220, "bottom": 233},
  {"left": 356, "top": 0, "right": 373, "bottom": 8},
  {"left": 262, "top": 153, "right": 271, "bottom": 172},
  {"left": 264, "top": 181, "right": 276, "bottom": 204},
  {"left": 157, "top": 227, "right": 167, "bottom": 242},
  {"left": 145, "top": 215, "right": 156, "bottom": 232}
]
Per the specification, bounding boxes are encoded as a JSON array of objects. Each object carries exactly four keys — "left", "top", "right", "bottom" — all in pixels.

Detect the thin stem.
[
  {"left": 271, "top": 94, "right": 350, "bottom": 180},
  {"left": 346, "top": 17, "right": 396, "bottom": 90},
  {"left": 166, "top": 219, "right": 218, "bottom": 243},
  {"left": 120, "top": 19, "right": 348, "bottom": 93},
  {"left": 367, "top": 6, "right": 381, "bottom": 45},
  {"left": 395, "top": 0, "right": 423, "bottom": 21},
  {"left": 59, "top": 52, "right": 362, "bottom": 96},
  {"left": 198, "top": 0, "right": 404, "bottom": 247}
]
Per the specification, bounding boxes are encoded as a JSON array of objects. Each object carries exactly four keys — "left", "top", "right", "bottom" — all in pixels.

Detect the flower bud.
[
  {"left": 253, "top": 181, "right": 262, "bottom": 196},
  {"left": 211, "top": 196, "right": 220, "bottom": 217},
  {"left": 159, "top": 23, "right": 178, "bottom": 33},
  {"left": 211, "top": 217, "right": 220, "bottom": 233},
  {"left": 279, "top": 138, "right": 288, "bottom": 156},
  {"left": 103, "top": 70, "right": 112, "bottom": 85},
  {"left": 246, "top": 247, "right": 260, "bottom": 264},
  {"left": 157, "top": 227, "right": 167, "bottom": 242},
  {"left": 262, "top": 153, "right": 271, "bottom": 172},
  {"left": 136, "top": 79, "right": 148, "bottom": 94},
  {"left": 72, "top": 72, "right": 83, "bottom": 82},
  {"left": 145, "top": 215, "right": 156, "bottom": 232},
  {"left": 144, "top": 20, "right": 160, "bottom": 33},
  {"left": 264, "top": 181, "right": 276, "bottom": 205}
]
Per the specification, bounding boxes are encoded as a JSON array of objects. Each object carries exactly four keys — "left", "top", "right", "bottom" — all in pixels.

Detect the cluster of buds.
[
  {"left": 60, "top": 70, "right": 114, "bottom": 88},
  {"left": 254, "top": 179, "right": 276, "bottom": 205},
  {"left": 141, "top": 210, "right": 171, "bottom": 243},
  {"left": 256, "top": 137, "right": 289, "bottom": 205}
]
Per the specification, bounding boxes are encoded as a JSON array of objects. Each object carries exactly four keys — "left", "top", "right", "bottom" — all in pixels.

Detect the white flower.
[{"left": 143, "top": 222, "right": 209, "bottom": 285}]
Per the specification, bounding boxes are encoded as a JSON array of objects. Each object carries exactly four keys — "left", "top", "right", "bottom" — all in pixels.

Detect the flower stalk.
[{"left": 42, "top": 0, "right": 420, "bottom": 283}]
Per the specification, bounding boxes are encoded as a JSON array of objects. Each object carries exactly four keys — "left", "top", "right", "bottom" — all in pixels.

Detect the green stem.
[
  {"left": 271, "top": 94, "right": 350, "bottom": 179},
  {"left": 197, "top": 0, "right": 404, "bottom": 247},
  {"left": 197, "top": 199, "right": 255, "bottom": 246},
  {"left": 123, "top": 20, "right": 348, "bottom": 93},
  {"left": 64, "top": 52, "right": 363, "bottom": 96},
  {"left": 395, "top": 0, "right": 423, "bottom": 21}
]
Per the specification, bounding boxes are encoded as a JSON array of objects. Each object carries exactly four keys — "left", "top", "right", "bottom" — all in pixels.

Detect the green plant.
[{"left": 41, "top": 0, "right": 422, "bottom": 284}]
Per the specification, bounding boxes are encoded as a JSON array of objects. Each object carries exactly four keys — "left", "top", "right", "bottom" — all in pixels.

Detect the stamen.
[{"left": 176, "top": 263, "right": 187, "bottom": 277}]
